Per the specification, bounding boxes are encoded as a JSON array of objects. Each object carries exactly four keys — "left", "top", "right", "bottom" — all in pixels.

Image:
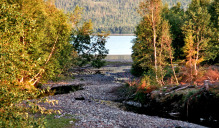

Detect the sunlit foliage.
[{"left": 0, "top": 0, "right": 73, "bottom": 127}]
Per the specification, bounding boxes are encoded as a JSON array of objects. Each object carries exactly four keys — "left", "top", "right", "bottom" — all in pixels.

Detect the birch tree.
[
  {"left": 160, "top": 20, "right": 179, "bottom": 84},
  {"left": 183, "top": 0, "right": 212, "bottom": 77},
  {"left": 138, "top": 0, "right": 162, "bottom": 83}
]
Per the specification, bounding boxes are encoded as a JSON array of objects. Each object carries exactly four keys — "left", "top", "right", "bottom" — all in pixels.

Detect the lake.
[{"left": 106, "top": 36, "right": 135, "bottom": 55}]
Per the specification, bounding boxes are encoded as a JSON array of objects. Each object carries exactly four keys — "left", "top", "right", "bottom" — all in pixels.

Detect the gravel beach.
[{"left": 43, "top": 64, "right": 206, "bottom": 128}]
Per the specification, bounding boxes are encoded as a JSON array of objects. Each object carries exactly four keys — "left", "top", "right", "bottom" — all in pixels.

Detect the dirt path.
[{"left": 43, "top": 64, "right": 206, "bottom": 128}]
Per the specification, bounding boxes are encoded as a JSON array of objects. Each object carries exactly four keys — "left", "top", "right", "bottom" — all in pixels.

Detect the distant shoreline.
[
  {"left": 105, "top": 55, "right": 132, "bottom": 62},
  {"left": 107, "top": 54, "right": 131, "bottom": 55},
  {"left": 110, "top": 34, "right": 135, "bottom": 36}
]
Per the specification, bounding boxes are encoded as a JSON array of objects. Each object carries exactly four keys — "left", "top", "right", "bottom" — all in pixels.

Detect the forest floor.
[{"left": 42, "top": 62, "right": 206, "bottom": 128}]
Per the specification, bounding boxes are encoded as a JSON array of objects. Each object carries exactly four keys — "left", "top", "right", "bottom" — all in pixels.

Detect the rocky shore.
[{"left": 42, "top": 64, "right": 206, "bottom": 128}]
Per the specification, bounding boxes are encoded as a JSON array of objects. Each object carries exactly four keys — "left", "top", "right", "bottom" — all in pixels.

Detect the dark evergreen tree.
[
  {"left": 205, "top": 0, "right": 219, "bottom": 64},
  {"left": 162, "top": 2, "right": 185, "bottom": 60},
  {"left": 182, "top": 0, "right": 213, "bottom": 76}
]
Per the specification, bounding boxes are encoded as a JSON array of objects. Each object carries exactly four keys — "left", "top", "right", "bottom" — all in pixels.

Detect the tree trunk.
[
  {"left": 195, "top": 41, "right": 200, "bottom": 77},
  {"left": 190, "top": 55, "right": 193, "bottom": 84},
  {"left": 160, "top": 42, "right": 164, "bottom": 85},
  {"left": 152, "top": 7, "right": 158, "bottom": 84},
  {"left": 170, "top": 52, "right": 179, "bottom": 85}
]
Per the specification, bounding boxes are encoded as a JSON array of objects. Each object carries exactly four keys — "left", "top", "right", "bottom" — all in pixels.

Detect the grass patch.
[{"left": 45, "top": 114, "right": 77, "bottom": 128}]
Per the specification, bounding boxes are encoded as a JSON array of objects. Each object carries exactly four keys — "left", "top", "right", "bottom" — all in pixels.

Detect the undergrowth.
[
  {"left": 45, "top": 114, "right": 77, "bottom": 128},
  {"left": 123, "top": 65, "right": 219, "bottom": 127}
]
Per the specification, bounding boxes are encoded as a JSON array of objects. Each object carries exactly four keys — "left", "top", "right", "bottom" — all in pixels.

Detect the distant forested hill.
[{"left": 55, "top": 0, "right": 191, "bottom": 34}]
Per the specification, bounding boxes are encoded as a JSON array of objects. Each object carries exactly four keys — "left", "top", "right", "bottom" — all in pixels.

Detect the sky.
[{"left": 105, "top": 36, "right": 135, "bottom": 55}]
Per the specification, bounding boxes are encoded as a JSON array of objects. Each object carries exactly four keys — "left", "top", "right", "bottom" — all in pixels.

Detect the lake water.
[{"left": 106, "top": 36, "right": 135, "bottom": 55}]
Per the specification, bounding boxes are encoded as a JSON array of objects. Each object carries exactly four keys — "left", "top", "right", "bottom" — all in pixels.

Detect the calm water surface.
[{"left": 106, "top": 36, "right": 135, "bottom": 55}]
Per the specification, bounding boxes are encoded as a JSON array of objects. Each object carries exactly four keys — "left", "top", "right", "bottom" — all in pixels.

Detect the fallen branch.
[{"left": 164, "top": 85, "right": 194, "bottom": 95}]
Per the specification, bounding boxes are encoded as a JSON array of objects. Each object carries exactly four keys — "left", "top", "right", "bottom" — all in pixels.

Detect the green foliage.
[
  {"left": 143, "top": 70, "right": 159, "bottom": 86},
  {"left": 45, "top": 114, "right": 77, "bottom": 128},
  {"left": 125, "top": 74, "right": 159, "bottom": 104},
  {"left": 183, "top": 30, "right": 196, "bottom": 70},
  {"left": 204, "top": 0, "right": 219, "bottom": 64},
  {"left": 73, "top": 33, "right": 109, "bottom": 68},
  {"left": 182, "top": 89, "right": 199, "bottom": 102},
  {"left": 55, "top": 0, "right": 192, "bottom": 34},
  {"left": 0, "top": 81, "right": 59, "bottom": 127},
  {"left": 70, "top": 7, "right": 109, "bottom": 68},
  {"left": 131, "top": 64, "right": 147, "bottom": 77},
  {"left": 181, "top": 0, "right": 214, "bottom": 79},
  {"left": 132, "top": 0, "right": 174, "bottom": 85},
  {"left": 162, "top": 2, "right": 185, "bottom": 60},
  {"left": 132, "top": 0, "right": 218, "bottom": 79},
  {"left": 0, "top": 0, "right": 73, "bottom": 127},
  {"left": 0, "top": 0, "right": 73, "bottom": 85},
  {"left": 131, "top": 17, "right": 154, "bottom": 76},
  {"left": 184, "top": 0, "right": 212, "bottom": 58},
  {"left": 0, "top": 83, "right": 42, "bottom": 127},
  {"left": 56, "top": 0, "right": 142, "bottom": 34},
  {"left": 91, "top": 58, "right": 106, "bottom": 69},
  {"left": 134, "top": 91, "right": 149, "bottom": 104}
]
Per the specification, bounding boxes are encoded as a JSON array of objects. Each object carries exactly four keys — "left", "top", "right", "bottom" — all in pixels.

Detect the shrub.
[
  {"left": 0, "top": 1, "right": 71, "bottom": 127},
  {"left": 131, "top": 64, "right": 148, "bottom": 77},
  {"left": 195, "top": 67, "right": 219, "bottom": 84},
  {"left": 0, "top": 82, "right": 44, "bottom": 127},
  {"left": 179, "top": 66, "right": 219, "bottom": 85},
  {"left": 126, "top": 75, "right": 159, "bottom": 104}
]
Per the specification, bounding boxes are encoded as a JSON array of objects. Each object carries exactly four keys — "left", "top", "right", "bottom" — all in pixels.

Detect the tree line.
[
  {"left": 132, "top": 0, "right": 218, "bottom": 86},
  {"left": 55, "top": 0, "right": 192, "bottom": 34}
]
